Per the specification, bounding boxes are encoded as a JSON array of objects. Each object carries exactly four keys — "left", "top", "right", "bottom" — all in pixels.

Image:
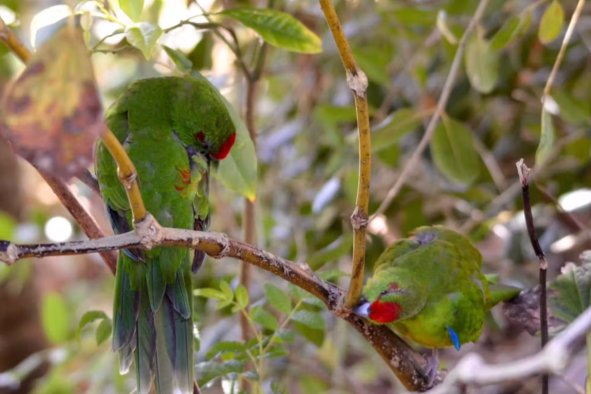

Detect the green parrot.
[
  {"left": 95, "top": 76, "right": 236, "bottom": 393},
  {"left": 354, "top": 226, "right": 519, "bottom": 350}
]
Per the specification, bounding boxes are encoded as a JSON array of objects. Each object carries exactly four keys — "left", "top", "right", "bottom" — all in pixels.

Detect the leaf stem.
[{"left": 318, "top": 0, "right": 371, "bottom": 310}]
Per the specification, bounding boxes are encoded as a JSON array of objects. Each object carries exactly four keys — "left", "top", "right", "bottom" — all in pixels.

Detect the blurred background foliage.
[{"left": 1, "top": 0, "right": 591, "bottom": 393}]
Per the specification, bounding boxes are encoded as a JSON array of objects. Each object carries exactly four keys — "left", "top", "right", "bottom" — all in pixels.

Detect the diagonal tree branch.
[{"left": 0, "top": 224, "right": 438, "bottom": 392}]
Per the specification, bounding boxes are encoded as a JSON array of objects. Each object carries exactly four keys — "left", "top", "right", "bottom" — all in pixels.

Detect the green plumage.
[
  {"left": 96, "top": 76, "right": 235, "bottom": 393},
  {"left": 361, "top": 226, "right": 520, "bottom": 349}
]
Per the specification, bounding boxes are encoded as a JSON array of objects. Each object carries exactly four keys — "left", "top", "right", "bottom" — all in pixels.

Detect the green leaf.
[
  {"left": 264, "top": 284, "right": 291, "bottom": 314},
  {"left": 206, "top": 341, "right": 246, "bottom": 359},
  {"left": 96, "top": 318, "right": 112, "bottom": 345},
  {"left": 235, "top": 284, "right": 250, "bottom": 310},
  {"left": 42, "top": 293, "right": 70, "bottom": 343},
  {"left": 536, "top": 109, "right": 555, "bottom": 166},
  {"left": 189, "top": 32, "right": 214, "bottom": 71},
  {"left": 430, "top": 116, "right": 480, "bottom": 184},
  {"left": 549, "top": 262, "right": 591, "bottom": 323},
  {"left": 539, "top": 0, "right": 564, "bottom": 44},
  {"left": 491, "top": 13, "right": 529, "bottom": 51},
  {"left": 196, "top": 360, "right": 245, "bottom": 386},
  {"left": 119, "top": 0, "right": 144, "bottom": 21},
  {"left": 221, "top": 8, "right": 322, "bottom": 54},
  {"left": 251, "top": 305, "right": 279, "bottom": 331},
  {"left": 464, "top": 31, "right": 498, "bottom": 93},
  {"left": 219, "top": 280, "right": 234, "bottom": 301},
  {"left": 214, "top": 93, "right": 257, "bottom": 201},
  {"left": 194, "top": 288, "right": 227, "bottom": 301},
  {"left": 78, "top": 310, "right": 108, "bottom": 334},
  {"left": 163, "top": 45, "right": 193, "bottom": 72},
  {"left": 551, "top": 91, "right": 591, "bottom": 125},
  {"left": 293, "top": 321, "right": 324, "bottom": 347},
  {"left": 291, "top": 310, "right": 325, "bottom": 330},
  {"left": 125, "top": 22, "right": 162, "bottom": 59},
  {"left": 372, "top": 108, "right": 422, "bottom": 152}
]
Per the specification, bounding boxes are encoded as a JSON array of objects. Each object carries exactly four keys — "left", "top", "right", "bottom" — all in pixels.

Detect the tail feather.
[
  {"left": 115, "top": 253, "right": 194, "bottom": 394},
  {"left": 113, "top": 256, "right": 139, "bottom": 351},
  {"left": 136, "top": 289, "right": 157, "bottom": 394},
  {"left": 148, "top": 259, "right": 166, "bottom": 312},
  {"left": 167, "top": 270, "right": 191, "bottom": 319}
]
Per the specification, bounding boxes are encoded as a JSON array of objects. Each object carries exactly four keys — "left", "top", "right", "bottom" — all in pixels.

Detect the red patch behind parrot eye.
[
  {"left": 212, "top": 132, "right": 236, "bottom": 160},
  {"left": 368, "top": 300, "right": 402, "bottom": 323},
  {"left": 195, "top": 131, "right": 206, "bottom": 142}
]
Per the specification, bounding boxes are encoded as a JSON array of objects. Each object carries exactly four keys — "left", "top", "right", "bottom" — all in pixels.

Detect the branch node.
[
  {"left": 516, "top": 158, "right": 530, "bottom": 187},
  {"left": 346, "top": 69, "right": 368, "bottom": 98},
  {"left": 134, "top": 214, "right": 162, "bottom": 249},
  {"left": 119, "top": 169, "right": 138, "bottom": 191},
  {"left": 351, "top": 207, "right": 369, "bottom": 230},
  {"left": 207, "top": 233, "right": 231, "bottom": 259},
  {"left": 0, "top": 241, "right": 17, "bottom": 265}
]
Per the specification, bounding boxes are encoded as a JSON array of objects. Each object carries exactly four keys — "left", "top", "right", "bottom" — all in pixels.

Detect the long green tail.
[{"left": 113, "top": 253, "right": 193, "bottom": 394}]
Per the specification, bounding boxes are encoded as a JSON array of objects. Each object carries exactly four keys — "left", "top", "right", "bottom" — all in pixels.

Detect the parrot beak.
[{"left": 353, "top": 301, "right": 371, "bottom": 318}]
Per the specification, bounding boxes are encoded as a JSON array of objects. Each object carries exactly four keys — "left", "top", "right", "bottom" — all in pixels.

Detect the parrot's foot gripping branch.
[{"left": 134, "top": 213, "right": 163, "bottom": 250}]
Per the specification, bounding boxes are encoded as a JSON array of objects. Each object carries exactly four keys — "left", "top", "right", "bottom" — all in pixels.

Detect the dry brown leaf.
[{"left": 1, "top": 23, "right": 103, "bottom": 179}]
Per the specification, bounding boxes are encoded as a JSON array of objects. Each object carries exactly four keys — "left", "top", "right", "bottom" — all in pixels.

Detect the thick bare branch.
[{"left": 0, "top": 225, "right": 438, "bottom": 391}]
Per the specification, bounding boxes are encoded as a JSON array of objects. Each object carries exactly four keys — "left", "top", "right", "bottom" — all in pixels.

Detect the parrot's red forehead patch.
[
  {"left": 212, "top": 132, "right": 236, "bottom": 160},
  {"left": 369, "top": 299, "right": 401, "bottom": 324}
]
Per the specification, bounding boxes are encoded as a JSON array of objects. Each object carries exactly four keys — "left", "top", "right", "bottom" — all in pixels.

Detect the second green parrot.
[
  {"left": 355, "top": 226, "right": 519, "bottom": 349},
  {"left": 95, "top": 76, "right": 236, "bottom": 393}
]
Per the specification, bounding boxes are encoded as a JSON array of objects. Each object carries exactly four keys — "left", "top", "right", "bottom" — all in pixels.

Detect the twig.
[
  {"left": 99, "top": 128, "right": 146, "bottom": 223},
  {"left": 0, "top": 227, "right": 437, "bottom": 392},
  {"left": 516, "top": 158, "right": 549, "bottom": 394},
  {"left": 371, "top": 0, "right": 490, "bottom": 219},
  {"left": 541, "top": 0, "right": 586, "bottom": 100},
  {"left": 319, "top": 0, "right": 371, "bottom": 309},
  {"left": 426, "top": 306, "right": 591, "bottom": 393},
  {"left": 0, "top": 17, "right": 31, "bottom": 62}
]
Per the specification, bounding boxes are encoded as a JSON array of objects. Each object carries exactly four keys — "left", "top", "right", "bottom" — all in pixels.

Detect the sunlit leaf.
[
  {"left": 536, "top": 108, "right": 555, "bottom": 166},
  {"left": 119, "top": 0, "right": 144, "bottom": 21},
  {"left": 42, "top": 292, "right": 70, "bottom": 343},
  {"left": 194, "top": 288, "right": 226, "bottom": 300},
  {"left": 430, "top": 116, "right": 480, "bottom": 184},
  {"left": 465, "top": 31, "right": 498, "bottom": 93},
  {"left": 539, "top": 0, "right": 564, "bottom": 44},
  {"left": 221, "top": 8, "right": 322, "bottom": 54},
  {"left": 1, "top": 24, "right": 103, "bottom": 180},
  {"left": 264, "top": 283, "right": 291, "bottom": 314},
  {"left": 125, "top": 22, "right": 162, "bottom": 59},
  {"left": 206, "top": 341, "right": 246, "bottom": 359},
  {"left": 235, "top": 284, "right": 250, "bottom": 310}
]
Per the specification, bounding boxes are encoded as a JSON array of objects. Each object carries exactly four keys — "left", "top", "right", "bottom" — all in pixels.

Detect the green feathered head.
[{"left": 170, "top": 76, "right": 236, "bottom": 161}]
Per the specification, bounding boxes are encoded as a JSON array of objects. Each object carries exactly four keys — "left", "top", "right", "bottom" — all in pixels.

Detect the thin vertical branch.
[
  {"left": 541, "top": 0, "right": 586, "bottom": 99},
  {"left": 371, "top": 0, "right": 490, "bottom": 219},
  {"left": 516, "top": 159, "right": 549, "bottom": 394},
  {"left": 240, "top": 26, "right": 269, "bottom": 343},
  {"left": 319, "top": 0, "right": 371, "bottom": 309}
]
